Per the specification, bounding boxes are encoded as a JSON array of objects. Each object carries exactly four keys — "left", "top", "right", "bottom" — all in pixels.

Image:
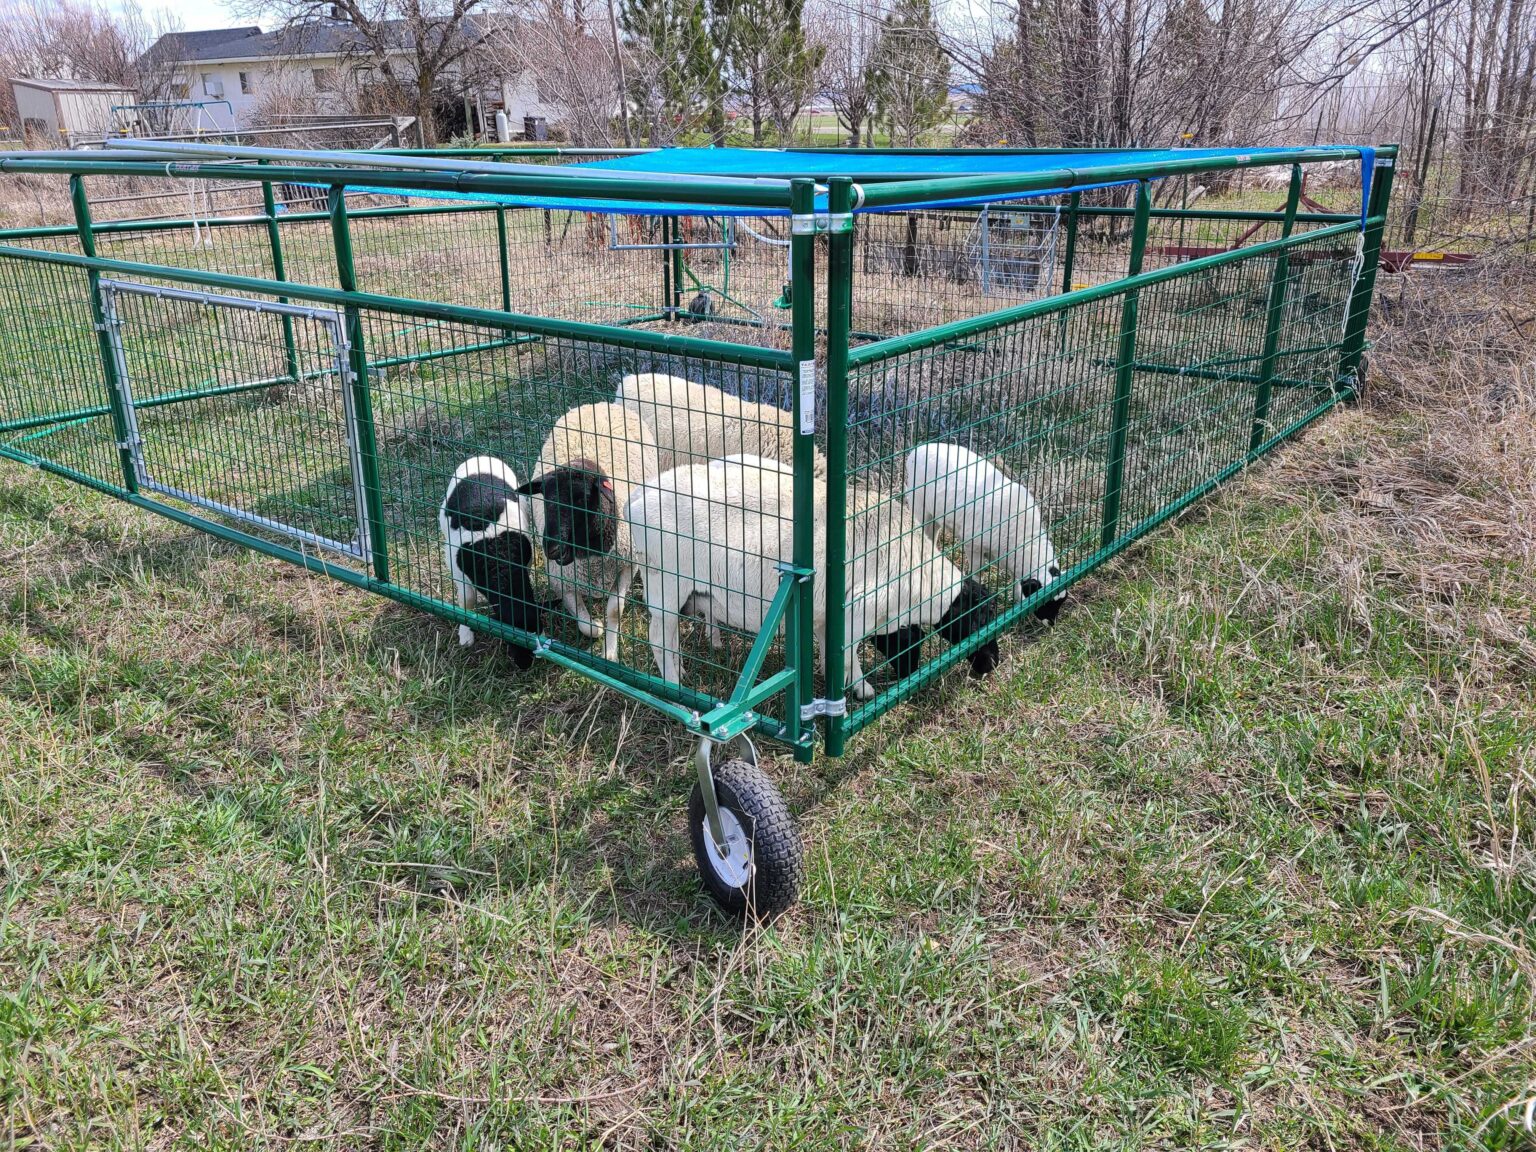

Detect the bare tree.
[
  {"left": 0, "top": 0, "right": 169, "bottom": 131},
  {"left": 240, "top": 0, "right": 503, "bottom": 144},
  {"left": 492, "top": 0, "right": 622, "bottom": 145},
  {"left": 811, "top": 0, "right": 883, "bottom": 145}
]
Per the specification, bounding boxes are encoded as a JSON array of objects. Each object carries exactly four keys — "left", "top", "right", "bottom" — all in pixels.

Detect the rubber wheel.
[{"left": 689, "top": 759, "right": 803, "bottom": 918}]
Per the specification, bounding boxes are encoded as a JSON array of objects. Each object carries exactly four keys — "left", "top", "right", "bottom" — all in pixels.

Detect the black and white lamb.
[
  {"left": 516, "top": 401, "right": 660, "bottom": 663},
  {"left": 438, "top": 455, "right": 543, "bottom": 668},
  {"left": 624, "top": 454, "right": 999, "bottom": 700},
  {"left": 904, "top": 442, "right": 1067, "bottom": 624}
]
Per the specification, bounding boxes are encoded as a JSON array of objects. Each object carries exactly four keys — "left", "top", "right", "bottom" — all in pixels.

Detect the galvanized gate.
[{"left": 97, "top": 279, "right": 373, "bottom": 565}]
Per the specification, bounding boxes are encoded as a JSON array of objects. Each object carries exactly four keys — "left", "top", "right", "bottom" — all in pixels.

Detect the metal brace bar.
[{"left": 100, "top": 276, "right": 346, "bottom": 324}]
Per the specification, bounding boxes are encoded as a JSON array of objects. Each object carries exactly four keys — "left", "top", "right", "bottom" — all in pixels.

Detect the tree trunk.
[{"left": 418, "top": 78, "right": 438, "bottom": 146}]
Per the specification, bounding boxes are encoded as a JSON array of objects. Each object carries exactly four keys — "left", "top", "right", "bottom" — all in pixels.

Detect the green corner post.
[
  {"left": 670, "top": 217, "right": 685, "bottom": 319},
  {"left": 495, "top": 206, "right": 512, "bottom": 312},
  {"left": 1060, "top": 190, "right": 1080, "bottom": 294},
  {"left": 660, "top": 216, "right": 673, "bottom": 320},
  {"left": 823, "top": 177, "right": 854, "bottom": 758},
  {"left": 1100, "top": 179, "right": 1152, "bottom": 548},
  {"left": 327, "top": 185, "right": 390, "bottom": 582},
  {"left": 69, "top": 174, "right": 138, "bottom": 495},
  {"left": 259, "top": 162, "right": 303, "bottom": 384},
  {"left": 1249, "top": 165, "right": 1303, "bottom": 452},
  {"left": 1338, "top": 145, "right": 1398, "bottom": 398},
  {"left": 787, "top": 177, "right": 818, "bottom": 762}
]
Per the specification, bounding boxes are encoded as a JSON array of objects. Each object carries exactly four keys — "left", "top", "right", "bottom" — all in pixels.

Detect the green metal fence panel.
[
  {"left": 836, "top": 221, "right": 1364, "bottom": 737},
  {"left": 0, "top": 147, "right": 1393, "bottom": 766}
]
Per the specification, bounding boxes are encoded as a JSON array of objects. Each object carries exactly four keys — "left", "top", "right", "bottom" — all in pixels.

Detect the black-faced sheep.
[
  {"left": 624, "top": 454, "right": 999, "bottom": 700},
  {"left": 904, "top": 442, "right": 1067, "bottom": 624},
  {"left": 516, "top": 402, "right": 660, "bottom": 663}
]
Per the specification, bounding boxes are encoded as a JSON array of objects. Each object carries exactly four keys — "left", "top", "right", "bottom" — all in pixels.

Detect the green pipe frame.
[
  {"left": 841, "top": 384, "right": 1350, "bottom": 740},
  {"left": 328, "top": 186, "right": 390, "bottom": 582},
  {"left": 1249, "top": 166, "right": 1303, "bottom": 451},
  {"left": 822, "top": 178, "right": 855, "bottom": 758},
  {"left": 1100, "top": 180, "right": 1152, "bottom": 548},
  {"left": 0, "top": 146, "right": 1395, "bottom": 761}
]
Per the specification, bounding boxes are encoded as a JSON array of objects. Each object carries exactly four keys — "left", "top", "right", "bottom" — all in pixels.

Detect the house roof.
[
  {"left": 142, "top": 27, "right": 264, "bottom": 65},
  {"left": 148, "top": 18, "right": 491, "bottom": 64},
  {"left": 11, "top": 77, "right": 137, "bottom": 93}
]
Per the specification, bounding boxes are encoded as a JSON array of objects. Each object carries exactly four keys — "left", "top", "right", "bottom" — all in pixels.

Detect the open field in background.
[{"left": 0, "top": 233, "right": 1533, "bottom": 1146}]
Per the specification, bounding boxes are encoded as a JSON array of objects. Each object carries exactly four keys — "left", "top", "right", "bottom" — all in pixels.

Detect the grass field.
[{"left": 1, "top": 250, "right": 1534, "bottom": 1149}]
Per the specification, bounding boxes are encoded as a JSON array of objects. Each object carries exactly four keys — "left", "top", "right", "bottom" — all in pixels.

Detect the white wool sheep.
[
  {"left": 438, "top": 454, "right": 542, "bottom": 664},
  {"left": 518, "top": 402, "right": 660, "bottom": 663},
  {"left": 903, "top": 442, "right": 1067, "bottom": 623},
  {"left": 625, "top": 454, "right": 999, "bottom": 700},
  {"left": 616, "top": 372, "right": 828, "bottom": 476}
]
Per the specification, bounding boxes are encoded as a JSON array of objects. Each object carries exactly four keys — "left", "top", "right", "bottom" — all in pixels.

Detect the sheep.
[
  {"left": 516, "top": 402, "right": 661, "bottom": 663},
  {"left": 625, "top": 454, "right": 999, "bottom": 700},
  {"left": 903, "top": 442, "right": 1067, "bottom": 624},
  {"left": 616, "top": 372, "right": 828, "bottom": 476},
  {"left": 438, "top": 455, "right": 543, "bottom": 668}
]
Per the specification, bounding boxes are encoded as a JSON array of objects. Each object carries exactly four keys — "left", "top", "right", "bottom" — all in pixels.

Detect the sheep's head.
[
  {"left": 935, "top": 577, "right": 1001, "bottom": 677},
  {"left": 516, "top": 458, "right": 618, "bottom": 567},
  {"left": 871, "top": 625, "right": 927, "bottom": 683},
  {"left": 1021, "top": 562, "right": 1068, "bottom": 625}
]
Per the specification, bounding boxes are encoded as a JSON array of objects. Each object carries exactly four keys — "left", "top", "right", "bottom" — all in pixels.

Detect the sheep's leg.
[
  {"left": 569, "top": 596, "right": 601, "bottom": 639},
  {"left": 845, "top": 647, "right": 874, "bottom": 701},
  {"left": 600, "top": 564, "right": 632, "bottom": 664},
  {"left": 850, "top": 605, "right": 877, "bottom": 701},
  {"left": 648, "top": 596, "right": 683, "bottom": 685},
  {"left": 454, "top": 570, "right": 480, "bottom": 648}
]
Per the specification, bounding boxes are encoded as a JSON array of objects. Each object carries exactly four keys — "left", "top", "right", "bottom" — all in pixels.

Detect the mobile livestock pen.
[{"left": 0, "top": 141, "right": 1396, "bottom": 915}]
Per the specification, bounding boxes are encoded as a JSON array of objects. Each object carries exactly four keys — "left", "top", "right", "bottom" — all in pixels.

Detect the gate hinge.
[
  {"left": 800, "top": 696, "right": 846, "bottom": 721},
  {"left": 94, "top": 319, "right": 120, "bottom": 333}
]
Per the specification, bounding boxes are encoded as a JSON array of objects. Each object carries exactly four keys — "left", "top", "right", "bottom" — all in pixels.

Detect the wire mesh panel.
[
  {"left": 353, "top": 308, "right": 801, "bottom": 717},
  {"left": 99, "top": 280, "right": 367, "bottom": 562},
  {"left": 840, "top": 221, "right": 1362, "bottom": 733},
  {"left": 0, "top": 251, "right": 124, "bottom": 489},
  {"left": 0, "top": 146, "right": 1391, "bottom": 769}
]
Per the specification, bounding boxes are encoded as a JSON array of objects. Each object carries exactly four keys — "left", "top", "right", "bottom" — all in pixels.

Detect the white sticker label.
[{"left": 798, "top": 360, "right": 816, "bottom": 435}]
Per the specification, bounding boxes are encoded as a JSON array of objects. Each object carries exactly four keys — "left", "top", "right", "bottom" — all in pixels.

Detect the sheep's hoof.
[
  {"left": 457, "top": 625, "right": 475, "bottom": 648},
  {"left": 576, "top": 618, "right": 602, "bottom": 640},
  {"left": 851, "top": 681, "right": 876, "bottom": 702},
  {"left": 708, "top": 626, "right": 724, "bottom": 650}
]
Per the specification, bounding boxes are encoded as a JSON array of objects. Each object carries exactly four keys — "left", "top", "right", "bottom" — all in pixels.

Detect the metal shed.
[{"left": 9, "top": 78, "right": 138, "bottom": 147}]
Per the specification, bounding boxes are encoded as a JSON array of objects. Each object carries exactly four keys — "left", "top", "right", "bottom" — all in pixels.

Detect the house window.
[
  {"left": 312, "top": 67, "right": 338, "bottom": 93},
  {"left": 201, "top": 72, "right": 224, "bottom": 98},
  {"left": 239, "top": 71, "right": 253, "bottom": 95}
]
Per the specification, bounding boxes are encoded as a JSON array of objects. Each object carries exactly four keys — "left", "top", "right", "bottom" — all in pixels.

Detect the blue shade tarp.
[{"left": 334, "top": 145, "right": 1375, "bottom": 223}]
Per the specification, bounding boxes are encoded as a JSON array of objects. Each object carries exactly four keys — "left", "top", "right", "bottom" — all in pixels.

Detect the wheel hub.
[{"left": 700, "top": 807, "right": 752, "bottom": 889}]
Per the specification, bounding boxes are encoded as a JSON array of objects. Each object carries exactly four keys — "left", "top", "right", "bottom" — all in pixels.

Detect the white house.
[
  {"left": 141, "top": 21, "right": 568, "bottom": 137},
  {"left": 10, "top": 78, "right": 138, "bottom": 146}
]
